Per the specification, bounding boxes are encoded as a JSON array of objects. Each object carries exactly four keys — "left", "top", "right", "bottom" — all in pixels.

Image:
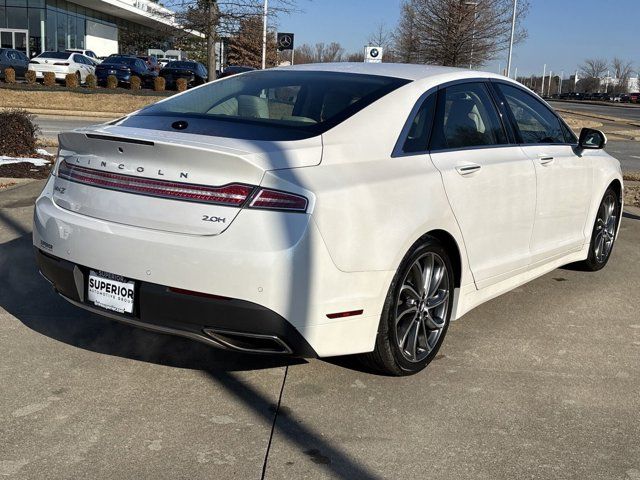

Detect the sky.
[{"left": 279, "top": 0, "right": 638, "bottom": 78}]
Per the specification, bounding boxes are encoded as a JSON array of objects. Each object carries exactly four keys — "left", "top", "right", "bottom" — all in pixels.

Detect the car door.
[
  {"left": 428, "top": 81, "right": 537, "bottom": 288},
  {"left": 493, "top": 82, "right": 593, "bottom": 262}
]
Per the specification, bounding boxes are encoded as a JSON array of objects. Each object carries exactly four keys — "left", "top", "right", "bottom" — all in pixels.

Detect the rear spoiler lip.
[{"left": 85, "top": 133, "right": 154, "bottom": 146}]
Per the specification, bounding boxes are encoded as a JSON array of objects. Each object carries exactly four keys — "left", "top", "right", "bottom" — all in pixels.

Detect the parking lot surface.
[{"left": 1, "top": 180, "right": 639, "bottom": 479}]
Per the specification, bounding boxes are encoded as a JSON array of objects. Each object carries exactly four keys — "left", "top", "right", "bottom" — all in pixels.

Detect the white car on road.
[
  {"left": 33, "top": 64, "right": 623, "bottom": 375},
  {"left": 29, "top": 51, "right": 95, "bottom": 83}
]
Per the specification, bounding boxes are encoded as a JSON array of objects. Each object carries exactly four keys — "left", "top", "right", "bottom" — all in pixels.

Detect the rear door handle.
[
  {"left": 538, "top": 155, "right": 555, "bottom": 166},
  {"left": 455, "top": 164, "right": 482, "bottom": 176}
]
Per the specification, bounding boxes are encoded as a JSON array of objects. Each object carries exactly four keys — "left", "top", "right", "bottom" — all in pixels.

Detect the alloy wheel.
[
  {"left": 594, "top": 193, "right": 617, "bottom": 263},
  {"left": 394, "top": 252, "right": 450, "bottom": 363}
]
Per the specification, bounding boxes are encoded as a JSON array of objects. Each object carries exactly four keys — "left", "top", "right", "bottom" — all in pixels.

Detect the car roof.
[{"left": 276, "top": 62, "right": 504, "bottom": 82}]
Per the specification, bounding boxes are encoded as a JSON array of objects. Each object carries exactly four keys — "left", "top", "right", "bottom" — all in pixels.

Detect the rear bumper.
[
  {"left": 33, "top": 177, "right": 390, "bottom": 357},
  {"left": 35, "top": 248, "right": 317, "bottom": 356}
]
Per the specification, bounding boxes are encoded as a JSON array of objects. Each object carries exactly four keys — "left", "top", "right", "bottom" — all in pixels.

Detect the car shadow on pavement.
[
  {"left": 0, "top": 227, "right": 301, "bottom": 374},
  {"left": 0, "top": 213, "right": 384, "bottom": 480}
]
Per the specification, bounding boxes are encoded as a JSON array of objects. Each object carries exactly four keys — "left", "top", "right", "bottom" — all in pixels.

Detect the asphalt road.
[
  {"left": 1, "top": 180, "right": 639, "bottom": 479},
  {"left": 34, "top": 115, "right": 114, "bottom": 139},
  {"left": 549, "top": 100, "right": 640, "bottom": 123}
]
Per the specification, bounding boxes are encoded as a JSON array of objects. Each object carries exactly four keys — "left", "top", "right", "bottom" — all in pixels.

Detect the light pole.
[
  {"left": 506, "top": 0, "right": 517, "bottom": 77},
  {"left": 463, "top": 1, "right": 479, "bottom": 69},
  {"left": 261, "top": 0, "right": 268, "bottom": 70}
]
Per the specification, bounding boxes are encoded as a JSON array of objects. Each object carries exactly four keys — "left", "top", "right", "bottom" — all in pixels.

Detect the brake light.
[
  {"left": 249, "top": 188, "right": 308, "bottom": 212},
  {"left": 57, "top": 160, "right": 254, "bottom": 206},
  {"left": 56, "top": 161, "right": 309, "bottom": 212},
  {"left": 54, "top": 62, "right": 70, "bottom": 66}
]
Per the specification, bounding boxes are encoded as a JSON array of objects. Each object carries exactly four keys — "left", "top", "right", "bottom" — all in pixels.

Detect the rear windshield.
[
  {"left": 102, "top": 58, "right": 136, "bottom": 66},
  {"left": 166, "top": 61, "right": 196, "bottom": 69},
  {"left": 38, "top": 51, "right": 71, "bottom": 59},
  {"left": 124, "top": 70, "right": 410, "bottom": 140}
]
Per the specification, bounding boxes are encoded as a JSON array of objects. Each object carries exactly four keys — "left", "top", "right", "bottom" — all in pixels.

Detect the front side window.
[
  {"left": 496, "top": 83, "right": 566, "bottom": 144},
  {"left": 125, "top": 70, "right": 411, "bottom": 140},
  {"left": 430, "top": 82, "right": 508, "bottom": 151}
]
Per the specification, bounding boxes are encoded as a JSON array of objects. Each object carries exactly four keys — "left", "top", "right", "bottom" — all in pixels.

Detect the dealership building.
[{"left": 0, "top": 0, "right": 178, "bottom": 57}]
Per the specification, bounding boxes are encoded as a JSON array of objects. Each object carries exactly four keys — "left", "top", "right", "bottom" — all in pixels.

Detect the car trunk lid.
[{"left": 53, "top": 125, "right": 321, "bottom": 235}]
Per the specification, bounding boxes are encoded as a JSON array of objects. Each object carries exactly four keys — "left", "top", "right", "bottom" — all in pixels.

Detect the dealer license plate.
[{"left": 87, "top": 270, "right": 135, "bottom": 314}]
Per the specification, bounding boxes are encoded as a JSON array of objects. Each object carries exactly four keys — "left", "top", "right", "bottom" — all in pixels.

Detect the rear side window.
[
  {"left": 496, "top": 83, "right": 567, "bottom": 144},
  {"left": 129, "top": 70, "right": 411, "bottom": 139},
  {"left": 430, "top": 82, "right": 508, "bottom": 151},
  {"left": 402, "top": 93, "right": 436, "bottom": 153}
]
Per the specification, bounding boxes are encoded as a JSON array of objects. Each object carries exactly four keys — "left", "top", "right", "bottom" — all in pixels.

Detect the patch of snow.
[
  {"left": 0, "top": 157, "right": 51, "bottom": 167},
  {"left": 36, "top": 148, "right": 54, "bottom": 157}
]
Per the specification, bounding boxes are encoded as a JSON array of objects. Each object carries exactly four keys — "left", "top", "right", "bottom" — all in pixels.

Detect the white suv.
[{"left": 33, "top": 64, "right": 623, "bottom": 375}]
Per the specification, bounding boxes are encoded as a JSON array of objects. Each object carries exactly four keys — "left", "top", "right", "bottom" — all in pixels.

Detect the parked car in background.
[
  {"left": 34, "top": 64, "right": 623, "bottom": 376},
  {"left": 137, "top": 55, "right": 161, "bottom": 73},
  {"left": 66, "top": 49, "right": 100, "bottom": 63},
  {"left": 29, "top": 51, "right": 95, "bottom": 83},
  {"left": 219, "top": 65, "right": 256, "bottom": 78},
  {"left": 159, "top": 60, "right": 208, "bottom": 89},
  {"left": 0, "top": 48, "right": 29, "bottom": 79},
  {"left": 95, "top": 56, "right": 158, "bottom": 87},
  {"left": 629, "top": 92, "right": 640, "bottom": 103},
  {"left": 619, "top": 93, "right": 630, "bottom": 103}
]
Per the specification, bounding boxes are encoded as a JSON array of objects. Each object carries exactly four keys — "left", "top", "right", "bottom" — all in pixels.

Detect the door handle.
[
  {"left": 538, "top": 155, "right": 555, "bottom": 166},
  {"left": 455, "top": 164, "right": 482, "bottom": 176}
]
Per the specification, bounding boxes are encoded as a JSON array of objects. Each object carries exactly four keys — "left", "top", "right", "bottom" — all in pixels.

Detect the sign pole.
[{"left": 262, "top": 0, "right": 268, "bottom": 70}]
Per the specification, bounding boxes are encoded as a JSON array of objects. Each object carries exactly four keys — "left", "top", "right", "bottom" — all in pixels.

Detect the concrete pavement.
[{"left": 1, "top": 181, "right": 639, "bottom": 480}]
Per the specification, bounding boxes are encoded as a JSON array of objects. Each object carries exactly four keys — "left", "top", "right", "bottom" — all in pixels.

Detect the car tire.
[
  {"left": 361, "top": 236, "right": 455, "bottom": 376},
  {"left": 580, "top": 187, "right": 621, "bottom": 271}
]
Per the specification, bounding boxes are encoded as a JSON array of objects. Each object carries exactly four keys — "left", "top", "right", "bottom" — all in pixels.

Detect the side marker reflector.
[{"left": 326, "top": 309, "right": 364, "bottom": 319}]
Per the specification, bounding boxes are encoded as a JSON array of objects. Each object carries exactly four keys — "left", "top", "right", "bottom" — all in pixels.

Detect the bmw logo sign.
[{"left": 370, "top": 48, "right": 380, "bottom": 58}]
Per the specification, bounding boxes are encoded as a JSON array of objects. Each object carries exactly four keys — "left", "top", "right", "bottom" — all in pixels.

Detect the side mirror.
[{"left": 578, "top": 128, "right": 607, "bottom": 150}]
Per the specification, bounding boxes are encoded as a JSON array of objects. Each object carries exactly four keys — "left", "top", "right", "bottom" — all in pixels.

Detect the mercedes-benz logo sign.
[
  {"left": 279, "top": 35, "right": 293, "bottom": 49},
  {"left": 370, "top": 48, "right": 380, "bottom": 58}
]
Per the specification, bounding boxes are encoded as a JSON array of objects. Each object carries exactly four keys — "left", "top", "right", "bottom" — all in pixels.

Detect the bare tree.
[
  {"left": 394, "top": 1, "right": 420, "bottom": 63},
  {"left": 293, "top": 42, "right": 345, "bottom": 64},
  {"left": 577, "top": 58, "right": 608, "bottom": 93},
  {"left": 579, "top": 58, "right": 608, "bottom": 79},
  {"left": 611, "top": 58, "right": 634, "bottom": 93},
  {"left": 226, "top": 15, "right": 278, "bottom": 68},
  {"left": 165, "top": 0, "right": 299, "bottom": 78},
  {"left": 368, "top": 22, "right": 397, "bottom": 62},
  {"left": 394, "top": 0, "right": 529, "bottom": 68}
]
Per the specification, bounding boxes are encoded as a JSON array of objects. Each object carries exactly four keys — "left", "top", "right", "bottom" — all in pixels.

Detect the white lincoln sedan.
[{"left": 33, "top": 64, "right": 623, "bottom": 375}]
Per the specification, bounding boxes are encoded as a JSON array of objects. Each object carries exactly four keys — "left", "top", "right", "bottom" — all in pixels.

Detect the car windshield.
[
  {"left": 103, "top": 58, "right": 136, "bottom": 66},
  {"left": 133, "top": 70, "right": 410, "bottom": 138},
  {"left": 166, "top": 62, "right": 196, "bottom": 69},
  {"left": 38, "top": 51, "right": 71, "bottom": 59}
]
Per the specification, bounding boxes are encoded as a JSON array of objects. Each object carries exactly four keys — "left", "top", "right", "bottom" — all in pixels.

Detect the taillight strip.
[{"left": 57, "top": 160, "right": 253, "bottom": 207}]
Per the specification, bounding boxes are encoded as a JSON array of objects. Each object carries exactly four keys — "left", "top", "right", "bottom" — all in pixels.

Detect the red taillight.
[
  {"left": 249, "top": 188, "right": 308, "bottom": 212},
  {"left": 57, "top": 160, "right": 253, "bottom": 206},
  {"left": 54, "top": 62, "right": 70, "bottom": 66},
  {"left": 57, "top": 161, "right": 309, "bottom": 212}
]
